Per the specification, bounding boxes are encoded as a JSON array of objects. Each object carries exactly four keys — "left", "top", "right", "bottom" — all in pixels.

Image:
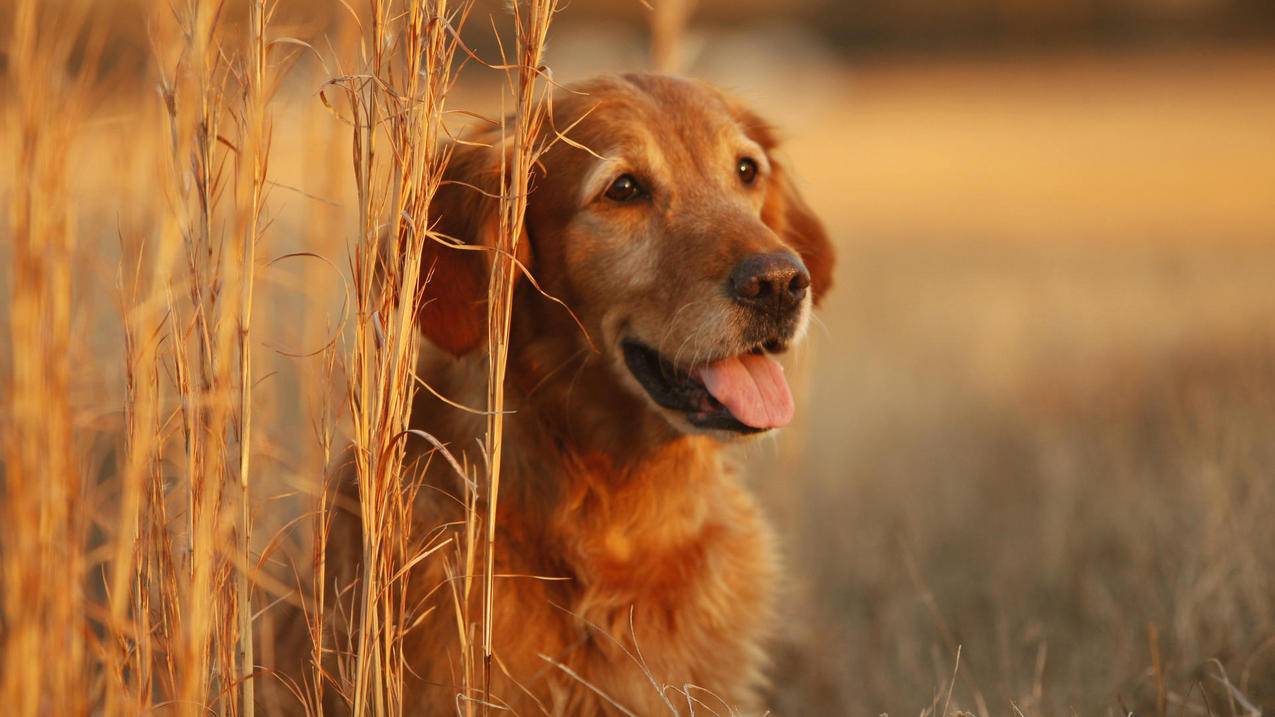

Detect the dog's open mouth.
[{"left": 621, "top": 339, "right": 795, "bottom": 434}]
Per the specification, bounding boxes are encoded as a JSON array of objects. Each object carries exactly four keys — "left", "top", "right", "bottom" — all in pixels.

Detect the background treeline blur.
[{"left": 8, "top": 0, "right": 1275, "bottom": 84}]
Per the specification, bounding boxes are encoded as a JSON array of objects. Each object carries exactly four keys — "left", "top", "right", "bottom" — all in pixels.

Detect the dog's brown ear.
[
  {"left": 419, "top": 136, "right": 532, "bottom": 356},
  {"left": 734, "top": 107, "right": 836, "bottom": 306}
]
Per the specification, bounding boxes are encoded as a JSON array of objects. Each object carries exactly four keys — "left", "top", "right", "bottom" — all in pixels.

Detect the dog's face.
[{"left": 420, "top": 74, "right": 834, "bottom": 437}]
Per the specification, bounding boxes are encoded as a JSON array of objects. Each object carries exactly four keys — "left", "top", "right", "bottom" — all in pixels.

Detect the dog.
[{"left": 316, "top": 73, "right": 833, "bottom": 715}]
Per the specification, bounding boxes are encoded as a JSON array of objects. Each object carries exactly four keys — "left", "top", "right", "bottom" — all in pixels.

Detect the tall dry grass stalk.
[
  {"left": 156, "top": 2, "right": 239, "bottom": 708},
  {"left": 480, "top": 0, "right": 559, "bottom": 708},
  {"left": 322, "top": 1, "right": 473, "bottom": 713},
  {"left": 232, "top": 2, "right": 276, "bottom": 713},
  {"left": 101, "top": 0, "right": 284, "bottom": 713},
  {"left": 648, "top": 0, "right": 695, "bottom": 73},
  {"left": 1, "top": 0, "right": 100, "bottom": 713}
]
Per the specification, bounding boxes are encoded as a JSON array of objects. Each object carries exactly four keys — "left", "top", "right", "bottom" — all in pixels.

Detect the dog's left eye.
[
  {"left": 605, "top": 174, "right": 646, "bottom": 202},
  {"left": 737, "top": 157, "right": 759, "bottom": 185}
]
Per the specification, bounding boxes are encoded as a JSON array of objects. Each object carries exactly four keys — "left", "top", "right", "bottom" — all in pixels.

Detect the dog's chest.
[{"left": 540, "top": 477, "right": 778, "bottom": 709}]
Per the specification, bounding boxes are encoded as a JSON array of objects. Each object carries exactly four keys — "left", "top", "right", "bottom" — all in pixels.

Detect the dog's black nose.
[{"left": 729, "top": 252, "right": 810, "bottom": 314}]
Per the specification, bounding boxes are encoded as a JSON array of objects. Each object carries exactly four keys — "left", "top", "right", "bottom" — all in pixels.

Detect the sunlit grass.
[{"left": 2, "top": 1, "right": 1275, "bottom": 714}]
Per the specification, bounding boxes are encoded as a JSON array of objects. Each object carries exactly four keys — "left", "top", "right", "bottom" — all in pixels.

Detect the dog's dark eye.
[
  {"left": 605, "top": 174, "right": 645, "bottom": 202},
  {"left": 737, "top": 157, "right": 759, "bottom": 185}
]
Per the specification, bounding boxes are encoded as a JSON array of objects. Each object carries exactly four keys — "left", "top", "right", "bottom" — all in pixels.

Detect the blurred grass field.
[
  {"left": 757, "top": 49, "right": 1275, "bottom": 715},
  {"left": 3, "top": 0, "right": 1275, "bottom": 711}
]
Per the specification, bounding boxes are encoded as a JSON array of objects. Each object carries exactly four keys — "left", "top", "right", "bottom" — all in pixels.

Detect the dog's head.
[{"left": 420, "top": 74, "right": 834, "bottom": 437}]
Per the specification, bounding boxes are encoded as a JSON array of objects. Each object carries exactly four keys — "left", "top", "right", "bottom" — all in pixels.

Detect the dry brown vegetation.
[
  {"left": 2, "top": 0, "right": 1275, "bottom": 714},
  {"left": 3, "top": 0, "right": 559, "bottom": 713}
]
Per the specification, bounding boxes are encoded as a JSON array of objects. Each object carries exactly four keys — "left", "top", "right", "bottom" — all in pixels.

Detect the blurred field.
[
  {"left": 4, "top": 0, "right": 1275, "bottom": 711},
  {"left": 754, "top": 49, "right": 1275, "bottom": 714},
  {"left": 767, "top": 237, "right": 1275, "bottom": 714}
]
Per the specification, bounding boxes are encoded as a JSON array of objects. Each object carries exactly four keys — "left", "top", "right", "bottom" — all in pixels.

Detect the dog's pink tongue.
[{"left": 698, "top": 353, "right": 795, "bottom": 429}]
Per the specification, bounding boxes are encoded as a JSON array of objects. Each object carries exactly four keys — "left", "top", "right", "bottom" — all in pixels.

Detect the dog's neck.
[
  {"left": 415, "top": 327, "right": 731, "bottom": 570},
  {"left": 498, "top": 351, "right": 731, "bottom": 582}
]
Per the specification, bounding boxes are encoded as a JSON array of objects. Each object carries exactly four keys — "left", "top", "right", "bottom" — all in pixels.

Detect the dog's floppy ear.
[
  {"left": 734, "top": 106, "right": 836, "bottom": 306},
  {"left": 419, "top": 135, "right": 532, "bottom": 356}
]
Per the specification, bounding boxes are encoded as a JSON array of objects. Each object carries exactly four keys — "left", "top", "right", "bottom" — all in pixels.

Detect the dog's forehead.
[{"left": 554, "top": 75, "right": 746, "bottom": 153}]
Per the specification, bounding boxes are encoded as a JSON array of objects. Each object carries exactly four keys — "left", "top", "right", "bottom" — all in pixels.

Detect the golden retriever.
[{"left": 313, "top": 73, "right": 833, "bottom": 715}]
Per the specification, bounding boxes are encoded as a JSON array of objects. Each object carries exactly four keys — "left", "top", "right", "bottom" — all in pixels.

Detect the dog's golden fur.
[{"left": 308, "top": 74, "right": 833, "bottom": 715}]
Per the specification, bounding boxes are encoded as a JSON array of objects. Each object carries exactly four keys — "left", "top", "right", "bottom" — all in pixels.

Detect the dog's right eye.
[{"left": 604, "top": 174, "right": 645, "bottom": 203}]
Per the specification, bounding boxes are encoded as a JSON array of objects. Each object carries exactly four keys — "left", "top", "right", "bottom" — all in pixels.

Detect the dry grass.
[
  {"left": 0, "top": 0, "right": 557, "bottom": 713},
  {"left": 765, "top": 238, "right": 1275, "bottom": 715},
  {"left": 2, "top": 0, "right": 99, "bottom": 711},
  {"left": 2, "top": 0, "right": 1275, "bottom": 715},
  {"left": 326, "top": 1, "right": 470, "bottom": 712}
]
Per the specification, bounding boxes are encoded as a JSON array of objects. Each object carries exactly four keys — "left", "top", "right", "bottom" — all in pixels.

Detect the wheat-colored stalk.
[
  {"left": 1, "top": 0, "right": 99, "bottom": 712},
  {"left": 480, "top": 1, "right": 558, "bottom": 711},
  {"left": 649, "top": 0, "right": 695, "bottom": 73},
  {"left": 325, "top": 2, "right": 468, "bottom": 713},
  {"left": 231, "top": 1, "right": 275, "bottom": 713},
  {"left": 228, "top": 6, "right": 310, "bottom": 713},
  {"left": 105, "top": 2, "right": 287, "bottom": 714}
]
